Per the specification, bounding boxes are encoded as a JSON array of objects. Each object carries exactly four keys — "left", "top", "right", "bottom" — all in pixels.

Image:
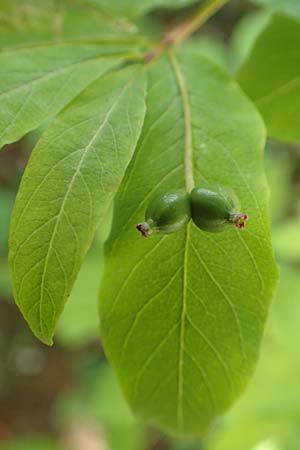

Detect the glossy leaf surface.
[{"left": 99, "top": 52, "right": 278, "bottom": 436}]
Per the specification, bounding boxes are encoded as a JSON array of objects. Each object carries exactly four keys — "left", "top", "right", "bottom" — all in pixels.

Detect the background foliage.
[{"left": 1, "top": 0, "right": 300, "bottom": 448}]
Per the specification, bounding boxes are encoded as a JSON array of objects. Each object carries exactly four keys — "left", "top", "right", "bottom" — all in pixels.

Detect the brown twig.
[{"left": 145, "top": 0, "right": 230, "bottom": 63}]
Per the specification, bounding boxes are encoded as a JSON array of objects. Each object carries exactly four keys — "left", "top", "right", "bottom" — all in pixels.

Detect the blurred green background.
[{"left": 1, "top": 1, "right": 300, "bottom": 449}]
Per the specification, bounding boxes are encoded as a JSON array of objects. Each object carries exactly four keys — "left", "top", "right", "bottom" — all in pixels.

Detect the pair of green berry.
[{"left": 136, "top": 186, "right": 248, "bottom": 237}]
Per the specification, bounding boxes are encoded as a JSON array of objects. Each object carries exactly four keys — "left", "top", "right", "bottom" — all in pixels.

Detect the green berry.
[
  {"left": 136, "top": 190, "right": 191, "bottom": 237},
  {"left": 190, "top": 186, "right": 248, "bottom": 233}
]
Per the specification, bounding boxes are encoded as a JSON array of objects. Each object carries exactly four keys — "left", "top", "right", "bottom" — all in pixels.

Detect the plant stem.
[
  {"left": 145, "top": 0, "right": 230, "bottom": 63},
  {"left": 167, "top": 0, "right": 229, "bottom": 46}
]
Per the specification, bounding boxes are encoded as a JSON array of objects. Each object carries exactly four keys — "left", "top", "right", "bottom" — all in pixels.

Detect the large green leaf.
[
  {"left": 99, "top": 52, "right": 278, "bottom": 436},
  {"left": 0, "top": 43, "right": 137, "bottom": 149},
  {"left": 238, "top": 15, "right": 300, "bottom": 143},
  {"left": 250, "top": 0, "right": 300, "bottom": 19},
  {"left": 9, "top": 65, "right": 147, "bottom": 345},
  {"left": 86, "top": 0, "right": 199, "bottom": 19}
]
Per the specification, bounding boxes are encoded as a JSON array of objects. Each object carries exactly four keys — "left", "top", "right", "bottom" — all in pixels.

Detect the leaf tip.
[
  {"left": 40, "top": 335, "right": 54, "bottom": 347},
  {"left": 28, "top": 323, "right": 54, "bottom": 346}
]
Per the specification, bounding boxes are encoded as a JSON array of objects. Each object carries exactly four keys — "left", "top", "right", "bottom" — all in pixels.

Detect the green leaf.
[
  {"left": 182, "top": 35, "right": 229, "bottom": 71},
  {"left": 238, "top": 15, "right": 300, "bottom": 143},
  {"left": 250, "top": 0, "right": 300, "bottom": 19},
  {"left": 99, "top": 52, "right": 278, "bottom": 436},
  {"left": 86, "top": 0, "right": 199, "bottom": 19},
  {"left": 60, "top": 7, "right": 138, "bottom": 40},
  {"left": 229, "top": 10, "right": 271, "bottom": 73},
  {"left": 0, "top": 43, "right": 135, "bottom": 149},
  {"left": 9, "top": 65, "right": 147, "bottom": 345},
  {"left": 0, "top": 3, "right": 140, "bottom": 49}
]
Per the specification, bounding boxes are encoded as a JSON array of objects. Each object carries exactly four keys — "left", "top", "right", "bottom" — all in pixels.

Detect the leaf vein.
[
  {"left": 133, "top": 321, "right": 180, "bottom": 401},
  {"left": 120, "top": 265, "right": 183, "bottom": 367},
  {"left": 190, "top": 241, "right": 248, "bottom": 367},
  {"left": 186, "top": 313, "right": 234, "bottom": 392}
]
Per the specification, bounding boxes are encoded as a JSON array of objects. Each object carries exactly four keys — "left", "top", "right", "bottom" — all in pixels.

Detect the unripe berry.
[
  {"left": 136, "top": 191, "right": 191, "bottom": 237},
  {"left": 190, "top": 186, "right": 248, "bottom": 233}
]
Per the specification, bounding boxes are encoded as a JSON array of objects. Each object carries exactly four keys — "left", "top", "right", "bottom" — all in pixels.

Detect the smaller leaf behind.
[
  {"left": 9, "top": 64, "right": 147, "bottom": 345},
  {"left": 250, "top": 0, "right": 300, "bottom": 20},
  {"left": 238, "top": 14, "right": 300, "bottom": 143}
]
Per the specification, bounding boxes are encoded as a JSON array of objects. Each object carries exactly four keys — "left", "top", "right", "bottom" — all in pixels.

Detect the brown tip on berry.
[
  {"left": 234, "top": 213, "right": 248, "bottom": 229},
  {"left": 136, "top": 223, "right": 151, "bottom": 238}
]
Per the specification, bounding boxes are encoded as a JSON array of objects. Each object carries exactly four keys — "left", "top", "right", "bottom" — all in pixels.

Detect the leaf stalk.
[{"left": 145, "top": 0, "right": 230, "bottom": 63}]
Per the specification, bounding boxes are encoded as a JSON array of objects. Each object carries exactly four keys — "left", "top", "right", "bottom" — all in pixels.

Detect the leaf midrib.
[
  {"left": 169, "top": 50, "right": 194, "bottom": 433},
  {"left": 169, "top": 51, "right": 194, "bottom": 193}
]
